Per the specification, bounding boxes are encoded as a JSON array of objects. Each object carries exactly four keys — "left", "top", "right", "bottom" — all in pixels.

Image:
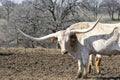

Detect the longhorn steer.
[
  {"left": 18, "top": 17, "right": 120, "bottom": 79},
  {"left": 67, "top": 21, "right": 120, "bottom": 74},
  {"left": 64, "top": 25, "right": 119, "bottom": 78}
]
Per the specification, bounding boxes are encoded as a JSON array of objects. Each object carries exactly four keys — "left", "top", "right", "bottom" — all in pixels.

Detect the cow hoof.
[
  {"left": 96, "top": 72, "right": 102, "bottom": 76},
  {"left": 96, "top": 71, "right": 101, "bottom": 75},
  {"left": 82, "top": 74, "right": 87, "bottom": 79},
  {"left": 75, "top": 72, "right": 82, "bottom": 79}
]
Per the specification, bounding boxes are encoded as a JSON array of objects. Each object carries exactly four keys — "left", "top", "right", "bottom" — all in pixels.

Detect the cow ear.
[{"left": 51, "top": 37, "right": 58, "bottom": 43}]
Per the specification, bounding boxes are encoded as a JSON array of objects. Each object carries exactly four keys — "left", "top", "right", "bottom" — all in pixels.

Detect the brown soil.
[{"left": 0, "top": 48, "right": 120, "bottom": 80}]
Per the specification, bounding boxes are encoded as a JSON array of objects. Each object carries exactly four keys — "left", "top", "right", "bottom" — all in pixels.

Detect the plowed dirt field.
[{"left": 0, "top": 48, "right": 120, "bottom": 80}]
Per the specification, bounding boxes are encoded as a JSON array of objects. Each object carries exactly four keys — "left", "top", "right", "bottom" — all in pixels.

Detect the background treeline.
[{"left": 0, "top": 0, "right": 120, "bottom": 48}]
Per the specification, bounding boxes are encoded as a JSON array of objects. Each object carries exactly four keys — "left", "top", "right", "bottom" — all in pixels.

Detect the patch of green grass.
[
  {"left": 110, "top": 19, "right": 120, "bottom": 23},
  {"left": 112, "top": 18, "right": 120, "bottom": 21}
]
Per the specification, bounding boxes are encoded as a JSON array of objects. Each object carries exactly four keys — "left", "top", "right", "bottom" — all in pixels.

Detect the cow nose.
[{"left": 62, "top": 50, "right": 68, "bottom": 54}]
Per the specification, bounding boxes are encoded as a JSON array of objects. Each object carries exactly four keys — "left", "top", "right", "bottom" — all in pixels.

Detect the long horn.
[
  {"left": 17, "top": 28, "right": 57, "bottom": 41},
  {"left": 70, "top": 16, "right": 102, "bottom": 33}
]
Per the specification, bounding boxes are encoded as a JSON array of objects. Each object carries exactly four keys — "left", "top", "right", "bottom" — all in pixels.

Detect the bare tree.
[
  {"left": 12, "top": 0, "right": 81, "bottom": 48},
  {"left": 1, "top": 0, "right": 115, "bottom": 48},
  {"left": 79, "top": 0, "right": 101, "bottom": 20},
  {"left": 100, "top": 0, "right": 119, "bottom": 20},
  {"left": 13, "top": 0, "right": 39, "bottom": 47},
  {"left": 0, "top": 0, "right": 16, "bottom": 21},
  {"left": 33, "top": 0, "right": 79, "bottom": 32},
  {"left": 117, "top": 0, "right": 120, "bottom": 20},
  {"left": 14, "top": 0, "right": 100, "bottom": 48},
  {"left": 89, "top": 0, "right": 100, "bottom": 19}
]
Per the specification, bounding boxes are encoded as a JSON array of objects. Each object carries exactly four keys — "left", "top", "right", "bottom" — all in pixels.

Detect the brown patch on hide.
[
  {"left": 51, "top": 37, "right": 58, "bottom": 43},
  {"left": 69, "top": 33, "right": 78, "bottom": 52}
]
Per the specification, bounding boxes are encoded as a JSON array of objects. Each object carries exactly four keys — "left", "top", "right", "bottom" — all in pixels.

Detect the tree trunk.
[
  {"left": 111, "top": 12, "right": 114, "bottom": 20},
  {"left": 7, "top": 9, "right": 10, "bottom": 21},
  {"left": 118, "top": 11, "right": 120, "bottom": 20}
]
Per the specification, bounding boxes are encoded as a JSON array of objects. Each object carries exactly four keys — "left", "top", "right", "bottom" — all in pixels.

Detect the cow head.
[{"left": 18, "top": 17, "right": 101, "bottom": 54}]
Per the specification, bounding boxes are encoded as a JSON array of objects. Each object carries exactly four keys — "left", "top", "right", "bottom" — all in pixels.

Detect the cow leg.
[
  {"left": 88, "top": 54, "right": 93, "bottom": 73},
  {"left": 95, "top": 54, "right": 101, "bottom": 74},
  {"left": 76, "top": 60, "right": 82, "bottom": 79},
  {"left": 82, "top": 64, "right": 88, "bottom": 79},
  {"left": 81, "top": 51, "right": 89, "bottom": 79}
]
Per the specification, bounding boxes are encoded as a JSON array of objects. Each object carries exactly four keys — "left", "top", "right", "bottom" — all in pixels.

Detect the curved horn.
[
  {"left": 17, "top": 28, "right": 57, "bottom": 41},
  {"left": 70, "top": 16, "right": 102, "bottom": 33}
]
